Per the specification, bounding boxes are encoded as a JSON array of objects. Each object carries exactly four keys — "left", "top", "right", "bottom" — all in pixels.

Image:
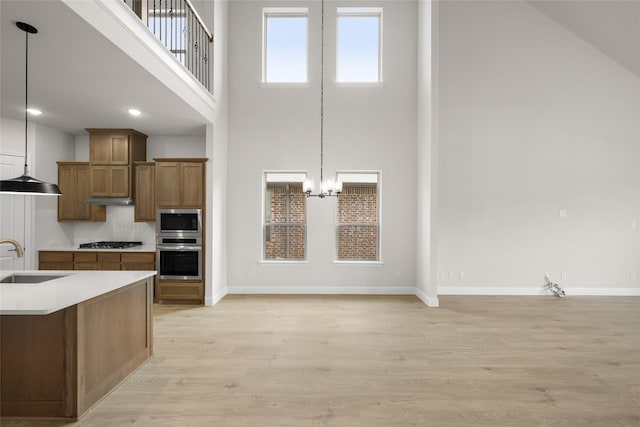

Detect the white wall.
[
  {"left": 227, "top": 0, "right": 418, "bottom": 293},
  {"left": 437, "top": 0, "right": 640, "bottom": 295}
]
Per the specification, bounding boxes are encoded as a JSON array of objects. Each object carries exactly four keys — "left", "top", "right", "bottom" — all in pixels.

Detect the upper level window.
[
  {"left": 264, "top": 172, "right": 307, "bottom": 261},
  {"left": 263, "top": 8, "right": 308, "bottom": 83},
  {"left": 336, "top": 8, "right": 382, "bottom": 83},
  {"left": 336, "top": 172, "right": 380, "bottom": 261}
]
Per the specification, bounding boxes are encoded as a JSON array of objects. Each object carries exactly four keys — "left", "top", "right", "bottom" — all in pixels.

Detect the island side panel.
[
  {"left": 77, "top": 278, "right": 153, "bottom": 415},
  {"left": 0, "top": 306, "right": 78, "bottom": 418}
]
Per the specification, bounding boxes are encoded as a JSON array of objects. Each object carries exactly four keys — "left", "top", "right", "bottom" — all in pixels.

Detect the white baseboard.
[
  {"left": 205, "top": 287, "right": 228, "bottom": 306},
  {"left": 438, "top": 286, "right": 640, "bottom": 297},
  {"left": 415, "top": 288, "right": 440, "bottom": 307},
  {"left": 227, "top": 285, "right": 416, "bottom": 295}
]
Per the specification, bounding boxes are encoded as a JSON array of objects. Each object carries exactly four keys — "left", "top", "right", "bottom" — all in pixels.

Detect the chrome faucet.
[{"left": 0, "top": 238, "right": 24, "bottom": 258}]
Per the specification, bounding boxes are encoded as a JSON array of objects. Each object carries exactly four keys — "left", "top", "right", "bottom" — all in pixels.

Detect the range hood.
[{"left": 85, "top": 197, "right": 134, "bottom": 206}]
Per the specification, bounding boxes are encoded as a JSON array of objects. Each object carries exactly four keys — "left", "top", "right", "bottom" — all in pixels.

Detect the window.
[
  {"left": 263, "top": 9, "right": 308, "bottom": 83},
  {"left": 336, "top": 172, "right": 380, "bottom": 261},
  {"left": 336, "top": 8, "right": 382, "bottom": 83},
  {"left": 264, "top": 172, "right": 307, "bottom": 260}
]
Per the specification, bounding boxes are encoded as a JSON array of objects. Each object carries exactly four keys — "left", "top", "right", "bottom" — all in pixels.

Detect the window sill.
[
  {"left": 333, "top": 260, "right": 384, "bottom": 266},
  {"left": 261, "top": 82, "right": 310, "bottom": 88},
  {"left": 260, "top": 260, "right": 309, "bottom": 265},
  {"left": 334, "top": 81, "right": 383, "bottom": 88}
]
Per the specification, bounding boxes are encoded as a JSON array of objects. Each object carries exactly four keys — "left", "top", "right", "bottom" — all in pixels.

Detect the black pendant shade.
[{"left": 0, "top": 22, "right": 62, "bottom": 196}]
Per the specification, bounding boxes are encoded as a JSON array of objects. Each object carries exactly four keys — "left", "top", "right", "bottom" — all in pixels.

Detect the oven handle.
[{"left": 157, "top": 245, "right": 202, "bottom": 251}]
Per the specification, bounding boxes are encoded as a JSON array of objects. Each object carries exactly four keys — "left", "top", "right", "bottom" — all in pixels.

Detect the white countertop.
[
  {"left": 39, "top": 245, "right": 156, "bottom": 252},
  {"left": 0, "top": 270, "right": 156, "bottom": 315}
]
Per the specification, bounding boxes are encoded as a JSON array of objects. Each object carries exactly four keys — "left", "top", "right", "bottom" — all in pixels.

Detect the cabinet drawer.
[
  {"left": 75, "top": 263, "right": 98, "bottom": 270},
  {"left": 39, "top": 251, "right": 73, "bottom": 263},
  {"left": 121, "top": 253, "right": 155, "bottom": 263},
  {"left": 40, "top": 262, "right": 74, "bottom": 270},
  {"left": 156, "top": 280, "right": 203, "bottom": 302},
  {"left": 98, "top": 263, "right": 121, "bottom": 270},
  {"left": 122, "top": 263, "right": 155, "bottom": 271},
  {"left": 74, "top": 252, "right": 98, "bottom": 263},
  {"left": 98, "top": 253, "right": 121, "bottom": 263}
]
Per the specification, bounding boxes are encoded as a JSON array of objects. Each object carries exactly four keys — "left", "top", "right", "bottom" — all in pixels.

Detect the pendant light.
[
  {"left": 303, "top": 0, "right": 341, "bottom": 199},
  {"left": 0, "top": 22, "right": 62, "bottom": 196}
]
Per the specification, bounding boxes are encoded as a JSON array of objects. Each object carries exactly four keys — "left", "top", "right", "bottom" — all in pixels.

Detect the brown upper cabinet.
[
  {"left": 154, "top": 158, "right": 207, "bottom": 208},
  {"left": 87, "top": 129, "right": 147, "bottom": 198},
  {"left": 134, "top": 162, "right": 156, "bottom": 222},
  {"left": 57, "top": 162, "right": 106, "bottom": 222}
]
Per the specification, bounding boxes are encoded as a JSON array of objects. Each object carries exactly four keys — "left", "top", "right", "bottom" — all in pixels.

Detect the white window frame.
[
  {"left": 262, "top": 171, "right": 308, "bottom": 263},
  {"left": 336, "top": 7, "right": 383, "bottom": 84},
  {"left": 262, "top": 8, "right": 309, "bottom": 84},
  {"left": 334, "top": 171, "right": 382, "bottom": 264}
]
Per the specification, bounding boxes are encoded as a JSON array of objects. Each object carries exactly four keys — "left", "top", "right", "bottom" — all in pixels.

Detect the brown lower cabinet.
[
  {"left": 39, "top": 251, "right": 155, "bottom": 271},
  {"left": 155, "top": 280, "right": 204, "bottom": 303}
]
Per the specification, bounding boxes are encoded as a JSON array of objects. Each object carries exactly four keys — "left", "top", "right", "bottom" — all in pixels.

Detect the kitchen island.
[{"left": 0, "top": 270, "right": 155, "bottom": 419}]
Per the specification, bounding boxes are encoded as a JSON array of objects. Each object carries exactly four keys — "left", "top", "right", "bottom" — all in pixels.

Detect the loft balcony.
[{"left": 122, "top": 0, "right": 213, "bottom": 92}]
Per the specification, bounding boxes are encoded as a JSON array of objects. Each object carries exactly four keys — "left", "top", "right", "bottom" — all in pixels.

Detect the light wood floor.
[{"left": 2, "top": 295, "right": 639, "bottom": 426}]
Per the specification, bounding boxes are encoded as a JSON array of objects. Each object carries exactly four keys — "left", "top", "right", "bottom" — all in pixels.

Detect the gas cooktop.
[{"left": 78, "top": 241, "right": 143, "bottom": 249}]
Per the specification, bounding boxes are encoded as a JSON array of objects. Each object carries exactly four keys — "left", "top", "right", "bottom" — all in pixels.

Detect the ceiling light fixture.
[
  {"left": 0, "top": 22, "right": 61, "bottom": 196},
  {"left": 128, "top": 108, "right": 141, "bottom": 116},
  {"left": 303, "top": 0, "right": 341, "bottom": 199}
]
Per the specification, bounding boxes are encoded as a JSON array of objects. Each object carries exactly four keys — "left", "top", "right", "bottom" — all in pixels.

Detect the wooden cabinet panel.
[
  {"left": 90, "top": 166, "right": 129, "bottom": 198},
  {"left": 39, "top": 252, "right": 74, "bottom": 270},
  {"left": 40, "top": 251, "right": 155, "bottom": 274},
  {"left": 134, "top": 162, "right": 155, "bottom": 222},
  {"left": 90, "top": 134, "right": 130, "bottom": 165},
  {"left": 154, "top": 158, "right": 206, "bottom": 208},
  {"left": 154, "top": 162, "right": 181, "bottom": 207},
  {"left": 110, "top": 136, "right": 130, "bottom": 165},
  {"left": 156, "top": 280, "right": 203, "bottom": 303},
  {"left": 121, "top": 253, "right": 155, "bottom": 263},
  {"left": 109, "top": 166, "right": 129, "bottom": 197},
  {"left": 57, "top": 162, "right": 105, "bottom": 222},
  {"left": 87, "top": 129, "right": 147, "bottom": 200},
  {"left": 181, "top": 162, "right": 204, "bottom": 207},
  {"left": 90, "top": 134, "right": 113, "bottom": 164}
]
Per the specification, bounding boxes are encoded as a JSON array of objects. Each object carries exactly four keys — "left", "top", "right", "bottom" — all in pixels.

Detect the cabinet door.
[
  {"left": 155, "top": 162, "right": 181, "bottom": 207},
  {"left": 91, "top": 166, "right": 129, "bottom": 197},
  {"left": 135, "top": 164, "right": 155, "bottom": 222},
  {"left": 109, "top": 166, "right": 130, "bottom": 197},
  {"left": 58, "top": 163, "right": 105, "bottom": 222},
  {"left": 90, "top": 166, "right": 110, "bottom": 197},
  {"left": 90, "top": 135, "right": 112, "bottom": 164},
  {"left": 181, "top": 162, "right": 204, "bottom": 207},
  {"left": 58, "top": 164, "right": 79, "bottom": 220},
  {"left": 90, "top": 134, "right": 129, "bottom": 165},
  {"left": 110, "top": 136, "right": 129, "bottom": 165}
]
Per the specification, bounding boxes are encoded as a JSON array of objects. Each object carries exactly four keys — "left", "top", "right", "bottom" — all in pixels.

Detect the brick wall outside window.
[
  {"left": 337, "top": 183, "right": 378, "bottom": 260},
  {"left": 265, "top": 183, "right": 306, "bottom": 260}
]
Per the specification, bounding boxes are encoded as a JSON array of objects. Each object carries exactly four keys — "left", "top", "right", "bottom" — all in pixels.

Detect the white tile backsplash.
[{"left": 73, "top": 206, "right": 155, "bottom": 245}]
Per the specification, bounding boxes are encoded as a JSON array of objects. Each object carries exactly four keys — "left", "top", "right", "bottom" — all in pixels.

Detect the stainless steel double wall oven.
[{"left": 156, "top": 208, "right": 202, "bottom": 280}]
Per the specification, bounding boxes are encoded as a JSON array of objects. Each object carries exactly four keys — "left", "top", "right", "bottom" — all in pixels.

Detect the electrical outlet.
[
  {"left": 559, "top": 210, "right": 567, "bottom": 218},
  {"left": 460, "top": 272, "right": 466, "bottom": 280},
  {"left": 561, "top": 272, "right": 567, "bottom": 280},
  {"left": 439, "top": 271, "right": 446, "bottom": 280}
]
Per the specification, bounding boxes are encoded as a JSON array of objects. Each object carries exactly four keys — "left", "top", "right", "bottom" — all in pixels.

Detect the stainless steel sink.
[{"left": 0, "top": 274, "right": 68, "bottom": 284}]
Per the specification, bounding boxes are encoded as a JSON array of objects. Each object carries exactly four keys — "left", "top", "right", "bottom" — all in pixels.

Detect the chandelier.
[{"left": 303, "top": 0, "right": 341, "bottom": 199}]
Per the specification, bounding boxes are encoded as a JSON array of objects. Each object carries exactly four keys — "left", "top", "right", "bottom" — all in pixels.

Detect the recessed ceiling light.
[
  {"left": 128, "top": 108, "right": 141, "bottom": 117},
  {"left": 27, "top": 108, "right": 42, "bottom": 116}
]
